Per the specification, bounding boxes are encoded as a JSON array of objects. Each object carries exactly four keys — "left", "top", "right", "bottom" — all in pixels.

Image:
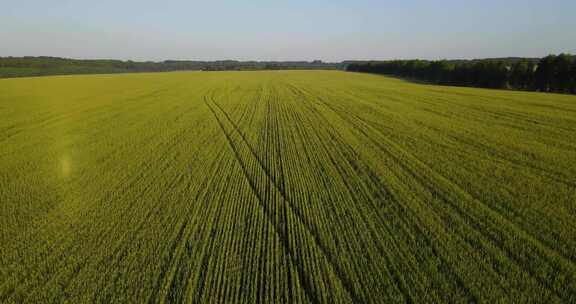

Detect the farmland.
[{"left": 1, "top": 70, "right": 575, "bottom": 303}]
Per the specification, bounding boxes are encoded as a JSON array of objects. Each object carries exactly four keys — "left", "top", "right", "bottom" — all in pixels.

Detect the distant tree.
[
  {"left": 451, "top": 63, "right": 475, "bottom": 86},
  {"left": 553, "top": 54, "right": 573, "bottom": 92},
  {"left": 571, "top": 59, "right": 576, "bottom": 94},
  {"left": 468, "top": 61, "right": 507, "bottom": 88},
  {"left": 526, "top": 61, "right": 536, "bottom": 89},
  {"left": 346, "top": 55, "right": 574, "bottom": 94},
  {"left": 534, "top": 55, "right": 556, "bottom": 92},
  {"left": 510, "top": 59, "right": 532, "bottom": 89},
  {"left": 427, "top": 61, "right": 452, "bottom": 84}
]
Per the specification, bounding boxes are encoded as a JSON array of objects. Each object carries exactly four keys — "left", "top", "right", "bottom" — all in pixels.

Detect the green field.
[{"left": 1, "top": 70, "right": 575, "bottom": 303}]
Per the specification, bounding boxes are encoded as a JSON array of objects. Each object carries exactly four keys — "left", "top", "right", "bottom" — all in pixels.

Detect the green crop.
[{"left": 1, "top": 71, "right": 575, "bottom": 303}]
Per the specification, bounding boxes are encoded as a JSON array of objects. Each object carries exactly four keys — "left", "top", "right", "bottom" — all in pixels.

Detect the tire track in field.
[
  {"left": 305, "top": 86, "right": 576, "bottom": 300},
  {"left": 1, "top": 137, "right": 184, "bottom": 302},
  {"left": 316, "top": 88, "right": 576, "bottom": 261},
  {"left": 0, "top": 87, "right": 176, "bottom": 148},
  {"left": 207, "top": 92, "right": 365, "bottom": 303},
  {"left": 230, "top": 85, "right": 298, "bottom": 303},
  {"left": 404, "top": 121, "right": 576, "bottom": 259},
  {"left": 203, "top": 95, "right": 322, "bottom": 304},
  {"left": 286, "top": 83, "right": 554, "bottom": 302},
  {"left": 0, "top": 94, "right": 213, "bottom": 303},
  {"left": 337, "top": 88, "right": 576, "bottom": 182},
  {"left": 308, "top": 83, "right": 528, "bottom": 302},
  {"left": 285, "top": 83, "right": 469, "bottom": 303},
  {"left": 188, "top": 158, "right": 233, "bottom": 303},
  {"left": 148, "top": 150, "right": 226, "bottom": 304},
  {"left": 399, "top": 102, "right": 576, "bottom": 186},
  {"left": 276, "top": 85, "right": 450, "bottom": 302},
  {"left": 75, "top": 102, "right": 217, "bottom": 301}
]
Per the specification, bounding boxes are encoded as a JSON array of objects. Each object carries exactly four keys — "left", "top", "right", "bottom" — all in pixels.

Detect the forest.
[
  {"left": 0, "top": 57, "right": 340, "bottom": 78},
  {"left": 3, "top": 55, "right": 575, "bottom": 95},
  {"left": 346, "top": 54, "right": 576, "bottom": 94}
]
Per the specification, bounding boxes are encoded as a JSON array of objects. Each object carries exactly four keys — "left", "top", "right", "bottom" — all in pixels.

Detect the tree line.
[
  {"left": 346, "top": 54, "right": 576, "bottom": 94},
  {"left": 0, "top": 57, "right": 341, "bottom": 78}
]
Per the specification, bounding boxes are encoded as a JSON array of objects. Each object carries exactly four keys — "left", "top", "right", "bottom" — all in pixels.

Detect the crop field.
[{"left": 1, "top": 70, "right": 576, "bottom": 303}]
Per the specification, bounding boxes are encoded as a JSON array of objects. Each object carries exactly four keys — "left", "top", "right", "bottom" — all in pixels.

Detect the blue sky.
[{"left": 1, "top": 0, "right": 575, "bottom": 61}]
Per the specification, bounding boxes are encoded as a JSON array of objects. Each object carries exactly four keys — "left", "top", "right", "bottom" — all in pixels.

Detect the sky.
[{"left": 1, "top": 0, "right": 575, "bottom": 62}]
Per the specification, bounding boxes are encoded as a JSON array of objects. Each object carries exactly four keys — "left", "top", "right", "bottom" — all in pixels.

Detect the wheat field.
[{"left": 1, "top": 71, "right": 575, "bottom": 303}]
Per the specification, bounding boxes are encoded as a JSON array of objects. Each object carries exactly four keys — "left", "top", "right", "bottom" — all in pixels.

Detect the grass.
[{"left": 1, "top": 70, "right": 575, "bottom": 303}]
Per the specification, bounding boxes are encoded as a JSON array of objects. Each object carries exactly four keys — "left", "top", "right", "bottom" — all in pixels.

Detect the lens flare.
[{"left": 60, "top": 155, "right": 71, "bottom": 178}]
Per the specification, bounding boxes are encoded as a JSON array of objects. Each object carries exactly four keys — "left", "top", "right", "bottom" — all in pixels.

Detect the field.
[{"left": 1, "top": 70, "right": 575, "bottom": 303}]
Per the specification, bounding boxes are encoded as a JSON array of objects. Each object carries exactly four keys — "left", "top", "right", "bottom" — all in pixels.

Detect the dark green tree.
[
  {"left": 553, "top": 54, "right": 573, "bottom": 92},
  {"left": 510, "top": 59, "right": 532, "bottom": 89},
  {"left": 534, "top": 55, "right": 556, "bottom": 92}
]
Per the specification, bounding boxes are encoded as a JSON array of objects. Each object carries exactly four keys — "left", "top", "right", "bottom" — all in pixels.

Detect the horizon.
[
  {"left": 0, "top": 55, "right": 553, "bottom": 63},
  {"left": 2, "top": 0, "right": 576, "bottom": 61},
  {"left": 2, "top": 2, "right": 576, "bottom": 302}
]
